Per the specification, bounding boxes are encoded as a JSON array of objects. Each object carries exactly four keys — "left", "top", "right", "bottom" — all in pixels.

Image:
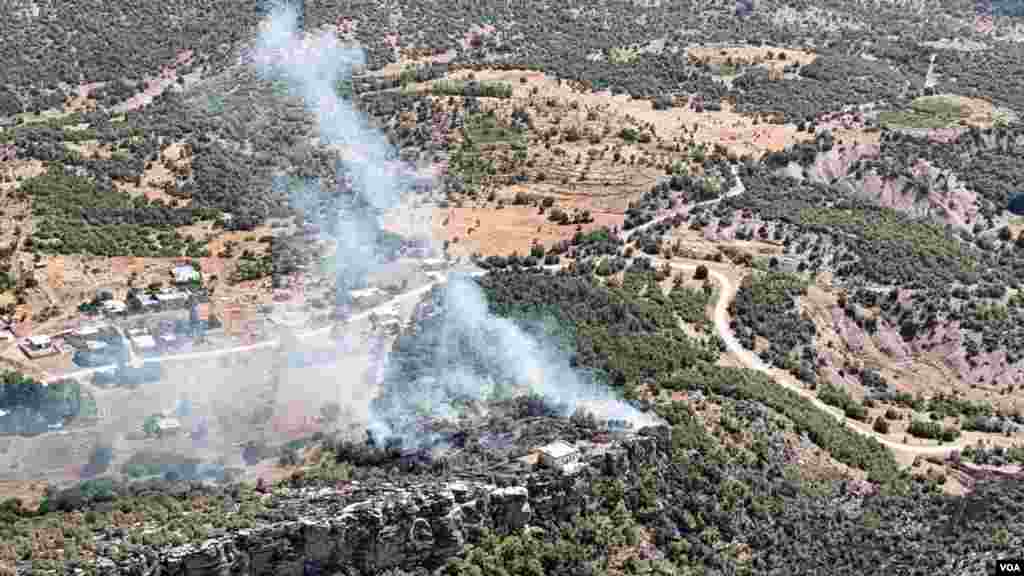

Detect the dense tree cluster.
[
  {"left": 0, "top": 1, "right": 263, "bottom": 109},
  {"left": 734, "top": 53, "right": 918, "bottom": 123},
  {"left": 730, "top": 271, "right": 817, "bottom": 380},
  {"left": 0, "top": 372, "right": 90, "bottom": 435},
  {"left": 7, "top": 266, "right": 1024, "bottom": 574},
  {"left": 445, "top": 397, "right": 1020, "bottom": 576},
  {"left": 17, "top": 167, "right": 215, "bottom": 257},
  {"left": 305, "top": 0, "right": 994, "bottom": 123},
  {"left": 371, "top": 267, "right": 896, "bottom": 482},
  {"left": 723, "top": 170, "right": 984, "bottom": 289},
  {"left": 721, "top": 165, "right": 1024, "bottom": 360},
  {"left": 934, "top": 45, "right": 1024, "bottom": 111}
]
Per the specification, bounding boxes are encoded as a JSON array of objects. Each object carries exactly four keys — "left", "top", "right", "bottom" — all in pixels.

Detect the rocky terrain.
[
  {"left": 72, "top": 432, "right": 659, "bottom": 576},
  {"left": 2, "top": 0, "right": 1024, "bottom": 575}
]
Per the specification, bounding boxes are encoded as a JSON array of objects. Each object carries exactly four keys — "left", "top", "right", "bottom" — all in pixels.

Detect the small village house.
[
  {"left": 537, "top": 441, "right": 580, "bottom": 472},
  {"left": 20, "top": 334, "right": 58, "bottom": 358},
  {"left": 155, "top": 289, "right": 190, "bottom": 310},
  {"left": 173, "top": 264, "right": 201, "bottom": 285},
  {"left": 156, "top": 417, "right": 182, "bottom": 436}
]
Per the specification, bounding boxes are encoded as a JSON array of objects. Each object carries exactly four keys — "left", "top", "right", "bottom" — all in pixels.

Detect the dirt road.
[
  {"left": 44, "top": 258, "right": 965, "bottom": 464},
  {"left": 48, "top": 281, "right": 442, "bottom": 383},
  {"left": 651, "top": 257, "right": 967, "bottom": 461}
]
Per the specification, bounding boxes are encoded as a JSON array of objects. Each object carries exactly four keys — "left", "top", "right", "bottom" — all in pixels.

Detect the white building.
[
  {"left": 155, "top": 290, "right": 189, "bottom": 309},
  {"left": 537, "top": 441, "right": 580, "bottom": 472},
  {"left": 156, "top": 417, "right": 182, "bottom": 435},
  {"left": 20, "top": 334, "right": 57, "bottom": 359},
  {"left": 26, "top": 335, "right": 52, "bottom": 350},
  {"left": 173, "top": 265, "right": 200, "bottom": 284},
  {"left": 420, "top": 258, "right": 448, "bottom": 272},
  {"left": 75, "top": 326, "right": 100, "bottom": 338}
]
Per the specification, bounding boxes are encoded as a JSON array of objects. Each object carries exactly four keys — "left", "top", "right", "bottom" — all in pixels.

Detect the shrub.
[{"left": 872, "top": 417, "right": 890, "bottom": 434}]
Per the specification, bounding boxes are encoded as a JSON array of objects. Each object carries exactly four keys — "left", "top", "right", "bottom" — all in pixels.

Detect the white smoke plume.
[{"left": 252, "top": 3, "right": 659, "bottom": 446}]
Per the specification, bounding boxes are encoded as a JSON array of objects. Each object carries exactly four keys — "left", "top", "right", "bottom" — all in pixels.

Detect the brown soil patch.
[
  {"left": 63, "top": 83, "right": 102, "bottom": 114},
  {"left": 63, "top": 139, "right": 112, "bottom": 160},
  {"left": 0, "top": 159, "right": 45, "bottom": 191},
  {"left": 198, "top": 225, "right": 272, "bottom": 260},
  {"left": 942, "top": 94, "right": 1009, "bottom": 128},
  {"left": 411, "top": 69, "right": 815, "bottom": 209},
  {"left": 667, "top": 225, "right": 782, "bottom": 260},
  {"left": 1008, "top": 216, "right": 1024, "bottom": 239},
  {"left": 114, "top": 141, "right": 192, "bottom": 205},
  {"left": 0, "top": 479, "right": 48, "bottom": 510},
  {"left": 374, "top": 51, "right": 456, "bottom": 76},
  {"left": 911, "top": 459, "right": 969, "bottom": 496},
  {"left": 412, "top": 205, "right": 623, "bottom": 257},
  {"left": 686, "top": 45, "right": 817, "bottom": 73},
  {"left": 716, "top": 351, "right": 747, "bottom": 369}
]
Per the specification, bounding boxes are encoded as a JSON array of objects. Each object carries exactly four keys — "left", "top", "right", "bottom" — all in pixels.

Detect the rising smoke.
[
  {"left": 253, "top": 1, "right": 425, "bottom": 294},
  {"left": 252, "top": 2, "right": 659, "bottom": 447}
]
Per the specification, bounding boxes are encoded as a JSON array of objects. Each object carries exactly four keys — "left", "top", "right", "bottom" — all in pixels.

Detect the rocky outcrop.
[{"left": 32, "top": 430, "right": 666, "bottom": 576}]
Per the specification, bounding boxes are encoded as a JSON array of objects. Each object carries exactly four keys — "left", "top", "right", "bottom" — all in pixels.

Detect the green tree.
[
  {"left": 872, "top": 416, "right": 889, "bottom": 434},
  {"left": 143, "top": 414, "right": 160, "bottom": 437}
]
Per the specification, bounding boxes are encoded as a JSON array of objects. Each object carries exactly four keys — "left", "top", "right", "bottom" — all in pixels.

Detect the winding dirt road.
[
  {"left": 48, "top": 258, "right": 966, "bottom": 463},
  {"left": 651, "top": 258, "right": 968, "bottom": 461}
]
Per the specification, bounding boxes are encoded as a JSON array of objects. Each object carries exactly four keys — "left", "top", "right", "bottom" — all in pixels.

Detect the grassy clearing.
[
  {"left": 430, "top": 79, "right": 513, "bottom": 98},
  {"left": 609, "top": 47, "right": 639, "bottom": 65},
  {"left": 878, "top": 95, "right": 968, "bottom": 129},
  {"left": 464, "top": 112, "right": 524, "bottom": 146}
]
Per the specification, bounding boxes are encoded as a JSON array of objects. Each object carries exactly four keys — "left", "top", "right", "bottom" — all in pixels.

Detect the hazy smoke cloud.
[
  {"left": 254, "top": 3, "right": 406, "bottom": 211},
  {"left": 252, "top": 3, "right": 658, "bottom": 447}
]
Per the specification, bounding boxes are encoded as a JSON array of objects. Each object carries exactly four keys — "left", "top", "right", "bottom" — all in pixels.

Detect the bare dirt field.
[
  {"left": 409, "top": 69, "right": 816, "bottom": 215},
  {"left": 0, "top": 479, "right": 48, "bottom": 509},
  {"left": 427, "top": 205, "right": 623, "bottom": 257},
  {"left": 685, "top": 45, "right": 817, "bottom": 73}
]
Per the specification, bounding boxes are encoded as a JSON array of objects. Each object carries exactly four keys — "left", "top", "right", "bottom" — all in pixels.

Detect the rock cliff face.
[{"left": 60, "top": 432, "right": 662, "bottom": 576}]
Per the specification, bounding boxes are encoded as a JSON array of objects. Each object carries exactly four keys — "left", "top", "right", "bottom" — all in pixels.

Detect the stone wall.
[{"left": 34, "top": 431, "right": 663, "bottom": 576}]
